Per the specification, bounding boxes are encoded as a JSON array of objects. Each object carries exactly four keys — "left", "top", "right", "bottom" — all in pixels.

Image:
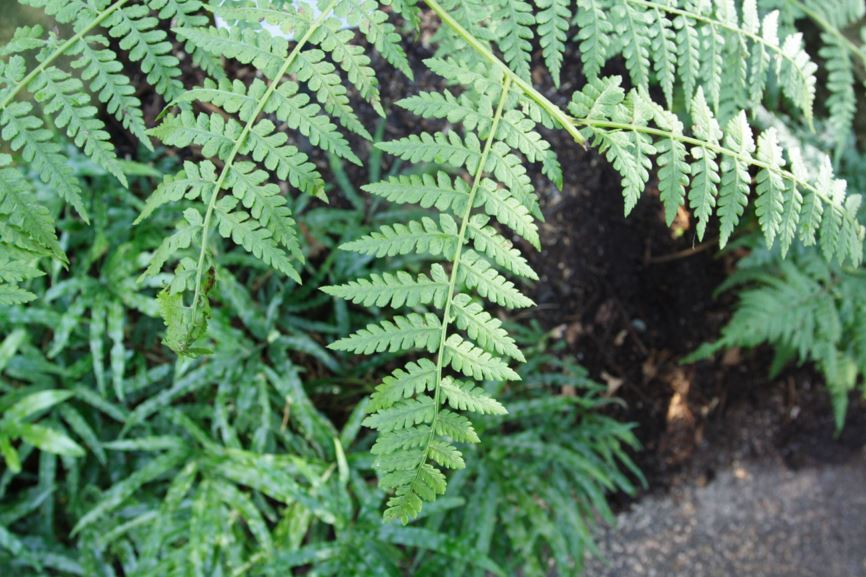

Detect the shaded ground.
[
  {"left": 584, "top": 454, "right": 866, "bottom": 577},
  {"left": 526, "top": 81, "right": 866, "bottom": 573}
]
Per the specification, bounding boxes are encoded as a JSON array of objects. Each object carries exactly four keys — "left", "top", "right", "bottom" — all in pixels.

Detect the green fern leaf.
[
  {"left": 330, "top": 313, "right": 443, "bottom": 355},
  {"left": 688, "top": 88, "right": 722, "bottom": 240},
  {"left": 717, "top": 112, "right": 754, "bottom": 248},
  {"left": 0, "top": 101, "right": 87, "bottom": 219},
  {"left": 575, "top": 0, "right": 613, "bottom": 79},
  {"left": 340, "top": 215, "right": 459, "bottom": 258},
  {"left": 536, "top": 0, "right": 571, "bottom": 85},
  {"left": 440, "top": 378, "right": 507, "bottom": 415},
  {"left": 362, "top": 172, "right": 470, "bottom": 214},
  {"left": 495, "top": 0, "right": 534, "bottom": 80},
  {"left": 458, "top": 249, "right": 535, "bottom": 309},
  {"left": 754, "top": 128, "right": 786, "bottom": 249},
  {"left": 322, "top": 266, "right": 451, "bottom": 309},
  {"left": 368, "top": 359, "right": 439, "bottom": 411}
]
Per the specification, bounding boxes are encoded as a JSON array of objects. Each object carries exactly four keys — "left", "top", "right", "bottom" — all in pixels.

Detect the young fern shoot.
[{"left": 325, "top": 70, "right": 551, "bottom": 523}]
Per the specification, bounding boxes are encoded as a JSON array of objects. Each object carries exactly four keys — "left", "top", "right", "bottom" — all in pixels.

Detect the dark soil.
[{"left": 525, "top": 95, "right": 866, "bottom": 500}]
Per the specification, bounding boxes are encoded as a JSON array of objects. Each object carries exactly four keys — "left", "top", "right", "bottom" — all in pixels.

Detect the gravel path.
[{"left": 584, "top": 452, "right": 866, "bottom": 577}]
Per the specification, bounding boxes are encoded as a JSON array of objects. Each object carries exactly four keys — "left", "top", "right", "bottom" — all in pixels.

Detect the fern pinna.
[
  {"left": 323, "top": 59, "right": 554, "bottom": 522},
  {"left": 136, "top": 0, "right": 410, "bottom": 355},
  {"left": 0, "top": 0, "right": 207, "bottom": 302}
]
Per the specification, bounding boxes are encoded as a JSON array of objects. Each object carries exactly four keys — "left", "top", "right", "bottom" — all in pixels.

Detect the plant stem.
[
  {"left": 188, "top": 0, "right": 337, "bottom": 325},
  {"left": 421, "top": 0, "right": 585, "bottom": 146},
  {"left": 0, "top": 0, "right": 130, "bottom": 111}
]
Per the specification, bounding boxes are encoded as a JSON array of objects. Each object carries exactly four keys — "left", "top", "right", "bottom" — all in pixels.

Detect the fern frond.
[
  {"left": 327, "top": 68, "right": 544, "bottom": 522},
  {"left": 139, "top": 0, "right": 403, "bottom": 355},
  {"left": 570, "top": 77, "right": 865, "bottom": 264}
]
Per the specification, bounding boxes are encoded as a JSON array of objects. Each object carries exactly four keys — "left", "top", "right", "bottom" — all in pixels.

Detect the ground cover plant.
[{"left": 1, "top": 0, "right": 865, "bottom": 574}]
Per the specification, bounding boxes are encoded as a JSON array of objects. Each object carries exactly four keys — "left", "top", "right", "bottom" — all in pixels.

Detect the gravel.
[{"left": 584, "top": 452, "right": 866, "bottom": 577}]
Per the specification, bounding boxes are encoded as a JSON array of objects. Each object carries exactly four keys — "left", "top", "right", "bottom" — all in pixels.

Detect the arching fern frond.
[
  {"left": 138, "top": 0, "right": 404, "bottom": 356},
  {"left": 570, "top": 76, "right": 864, "bottom": 263},
  {"left": 325, "top": 66, "right": 553, "bottom": 523}
]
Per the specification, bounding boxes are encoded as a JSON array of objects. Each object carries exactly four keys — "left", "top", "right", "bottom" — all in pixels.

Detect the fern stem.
[
  {"left": 784, "top": 0, "right": 866, "bottom": 66},
  {"left": 576, "top": 118, "right": 845, "bottom": 217},
  {"left": 0, "top": 0, "right": 130, "bottom": 111},
  {"left": 188, "top": 0, "right": 338, "bottom": 322},
  {"left": 418, "top": 75, "right": 513, "bottom": 488},
  {"left": 421, "top": 0, "right": 585, "bottom": 146}
]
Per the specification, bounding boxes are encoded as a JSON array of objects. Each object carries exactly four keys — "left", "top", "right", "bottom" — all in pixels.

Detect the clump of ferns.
[{"left": 134, "top": 0, "right": 412, "bottom": 355}]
